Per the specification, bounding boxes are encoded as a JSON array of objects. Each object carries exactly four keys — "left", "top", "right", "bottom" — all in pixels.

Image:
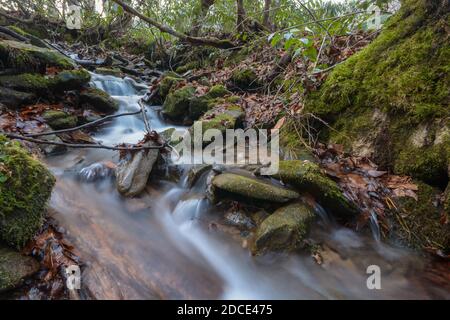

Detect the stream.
[{"left": 43, "top": 73, "right": 449, "bottom": 300}]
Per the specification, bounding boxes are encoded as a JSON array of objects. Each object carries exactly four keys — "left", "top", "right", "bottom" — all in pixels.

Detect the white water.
[{"left": 44, "top": 73, "right": 448, "bottom": 300}]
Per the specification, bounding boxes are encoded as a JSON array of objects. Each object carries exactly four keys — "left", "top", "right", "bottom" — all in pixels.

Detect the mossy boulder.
[
  {"left": 95, "top": 67, "right": 122, "bottom": 77},
  {"left": 192, "top": 103, "right": 245, "bottom": 135},
  {"left": 0, "top": 87, "right": 36, "bottom": 108},
  {"left": 229, "top": 68, "right": 260, "bottom": 90},
  {"left": 159, "top": 75, "right": 184, "bottom": 100},
  {"left": 80, "top": 88, "right": 119, "bottom": 113},
  {"left": 6, "top": 25, "right": 48, "bottom": 48},
  {"left": 53, "top": 69, "right": 91, "bottom": 91},
  {"left": 42, "top": 110, "right": 77, "bottom": 129},
  {"left": 304, "top": 0, "right": 450, "bottom": 187},
  {"left": 273, "top": 160, "right": 357, "bottom": 218},
  {"left": 251, "top": 202, "right": 315, "bottom": 255},
  {"left": 162, "top": 85, "right": 196, "bottom": 121},
  {"left": 0, "top": 136, "right": 55, "bottom": 247},
  {"left": 0, "top": 245, "right": 39, "bottom": 292},
  {"left": 189, "top": 85, "right": 231, "bottom": 120},
  {"left": 391, "top": 181, "right": 450, "bottom": 253},
  {"left": 0, "top": 40, "right": 75, "bottom": 73},
  {"left": 212, "top": 173, "right": 299, "bottom": 203},
  {"left": 175, "top": 61, "right": 199, "bottom": 74}
]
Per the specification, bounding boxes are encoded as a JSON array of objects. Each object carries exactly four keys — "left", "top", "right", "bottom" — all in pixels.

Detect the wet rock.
[
  {"left": 273, "top": 160, "right": 357, "bottom": 218},
  {"left": 0, "top": 135, "right": 55, "bottom": 247},
  {"left": 0, "top": 40, "right": 75, "bottom": 73},
  {"left": 251, "top": 202, "right": 315, "bottom": 255},
  {"left": 42, "top": 110, "right": 77, "bottom": 129},
  {"left": 79, "top": 88, "right": 119, "bottom": 113},
  {"left": 95, "top": 67, "right": 122, "bottom": 77},
  {"left": 0, "top": 245, "right": 39, "bottom": 292},
  {"left": 116, "top": 141, "right": 160, "bottom": 197},
  {"left": 212, "top": 172, "right": 299, "bottom": 203},
  {"left": 186, "top": 164, "right": 212, "bottom": 187},
  {"left": 79, "top": 162, "right": 116, "bottom": 182},
  {"left": 162, "top": 85, "right": 196, "bottom": 121},
  {"left": 159, "top": 127, "right": 183, "bottom": 146},
  {"left": 52, "top": 69, "right": 91, "bottom": 91},
  {"left": 39, "top": 134, "right": 67, "bottom": 156},
  {"left": 0, "top": 87, "right": 36, "bottom": 107},
  {"left": 224, "top": 210, "right": 256, "bottom": 230}
]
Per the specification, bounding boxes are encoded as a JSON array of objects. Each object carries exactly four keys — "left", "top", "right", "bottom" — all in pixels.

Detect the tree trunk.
[
  {"left": 236, "top": 0, "right": 246, "bottom": 32},
  {"left": 262, "top": 0, "right": 272, "bottom": 29},
  {"left": 191, "top": 0, "right": 215, "bottom": 36},
  {"left": 111, "top": 0, "right": 235, "bottom": 49}
]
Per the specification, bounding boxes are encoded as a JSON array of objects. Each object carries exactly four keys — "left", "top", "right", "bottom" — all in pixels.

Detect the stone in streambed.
[
  {"left": 42, "top": 110, "right": 77, "bottom": 130},
  {"left": 212, "top": 173, "right": 299, "bottom": 203},
  {"left": 188, "top": 85, "right": 231, "bottom": 120},
  {"left": 116, "top": 141, "right": 159, "bottom": 197},
  {"left": 162, "top": 85, "right": 196, "bottom": 121},
  {"left": 79, "top": 88, "right": 119, "bottom": 114},
  {"left": 273, "top": 160, "right": 357, "bottom": 218},
  {"left": 0, "top": 87, "right": 36, "bottom": 107},
  {"left": 0, "top": 245, "right": 39, "bottom": 292},
  {"left": 251, "top": 202, "right": 315, "bottom": 255}
]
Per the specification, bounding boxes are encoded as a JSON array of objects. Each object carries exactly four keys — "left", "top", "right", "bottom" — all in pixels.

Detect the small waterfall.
[{"left": 369, "top": 210, "right": 381, "bottom": 242}]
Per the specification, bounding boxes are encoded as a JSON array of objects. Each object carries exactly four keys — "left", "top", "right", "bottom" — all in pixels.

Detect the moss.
[
  {"left": 395, "top": 143, "right": 449, "bottom": 187},
  {"left": 392, "top": 181, "right": 450, "bottom": 252},
  {"left": 53, "top": 69, "right": 91, "bottom": 91},
  {"left": 0, "top": 40, "right": 74, "bottom": 73},
  {"left": 42, "top": 110, "right": 77, "bottom": 129},
  {"left": 303, "top": 0, "right": 450, "bottom": 187},
  {"left": 0, "top": 245, "right": 40, "bottom": 291},
  {"left": 175, "top": 61, "right": 200, "bottom": 74},
  {"left": 95, "top": 67, "right": 122, "bottom": 77},
  {"left": 189, "top": 85, "right": 231, "bottom": 120},
  {"left": 0, "top": 136, "right": 55, "bottom": 248},
  {"left": 212, "top": 173, "right": 299, "bottom": 203},
  {"left": 159, "top": 75, "right": 184, "bottom": 99},
  {"left": 251, "top": 202, "right": 315, "bottom": 255},
  {"left": 79, "top": 88, "right": 119, "bottom": 113},
  {"left": 162, "top": 85, "right": 196, "bottom": 121},
  {"left": 273, "top": 160, "right": 358, "bottom": 218},
  {"left": 230, "top": 68, "right": 260, "bottom": 90},
  {"left": 194, "top": 103, "right": 245, "bottom": 133},
  {"left": 0, "top": 73, "right": 50, "bottom": 92}
]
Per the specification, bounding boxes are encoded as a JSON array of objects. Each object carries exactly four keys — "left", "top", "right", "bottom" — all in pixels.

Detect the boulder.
[
  {"left": 272, "top": 160, "right": 357, "bottom": 218},
  {"left": 42, "top": 110, "right": 77, "bottom": 129},
  {"left": 192, "top": 103, "right": 244, "bottom": 134},
  {"left": 52, "top": 69, "right": 91, "bottom": 91},
  {"left": 95, "top": 67, "right": 122, "bottom": 77},
  {"left": 186, "top": 164, "right": 212, "bottom": 187},
  {"left": 188, "top": 85, "right": 231, "bottom": 120},
  {"left": 0, "top": 135, "right": 55, "bottom": 247},
  {"left": 0, "top": 40, "right": 74, "bottom": 73},
  {"left": 0, "top": 245, "right": 39, "bottom": 292},
  {"left": 212, "top": 172, "right": 299, "bottom": 203},
  {"left": 251, "top": 202, "right": 315, "bottom": 255},
  {"left": 79, "top": 88, "right": 119, "bottom": 113},
  {"left": 159, "top": 75, "right": 184, "bottom": 100},
  {"left": 0, "top": 87, "right": 36, "bottom": 107},
  {"left": 116, "top": 141, "right": 160, "bottom": 197},
  {"left": 162, "top": 85, "right": 196, "bottom": 121},
  {"left": 0, "top": 74, "right": 50, "bottom": 92}
]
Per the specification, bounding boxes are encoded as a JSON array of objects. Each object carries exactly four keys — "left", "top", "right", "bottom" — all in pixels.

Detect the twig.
[
  {"left": 2, "top": 132, "right": 165, "bottom": 151},
  {"left": 25, "top": 111, "right": 142, "bottom": 137},
  {"left": 138, "top": 99, "right": 152, "bottom": 133}
]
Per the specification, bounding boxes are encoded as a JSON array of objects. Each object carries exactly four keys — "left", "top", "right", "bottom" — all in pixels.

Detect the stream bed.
[{"left": 43, "top": 73, "right": 449, "bottom": 300}]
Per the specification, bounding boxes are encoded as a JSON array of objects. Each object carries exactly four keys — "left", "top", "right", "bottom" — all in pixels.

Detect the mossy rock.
[
  {"left": 272, "top": 160, "right": 358, "bottom": 218},
  {"left": 80, "top": 88, "right": 119, "bottom": 113},
  {"left": 192, "top": 103, "right": 245, "bottom": 135},
  {"left": 229, "top": 68, "right": 260, "bottom": 90},
  {"left": 0, "top": 87, "right": 36, "bottom": 108},
  {"left": 95, "top": 67, "right": 122, "bottom": 77},
  {"left": 52, "top": 69, "right": 91, "bottom": 91},
  {"left": 42, "top": 110, "right": 77, "bottom": 129},
  {"left": 304, "top": 0, "right": 450, "bottom": 187},
  {"left": 6, "top": 25, "right": 48, "bottom": 48},
  {"left": 188, "top": 85, "right": 231, "bottom": 120},
  {"left": 0, "top": 40, "right": 75, "bottom": 73},
  {"left": 0, "top": 74, "right": 50, "bottom": 92},
  {"left": 279, "top": 119, "right": 317, "bottom": 161},
  {"left": 159, "top": 75, "right": 184, "bottom": 100},
  {"left": 251, "top": 202, "right": 315, "bottom": 255},
  {"left": 0, "top": 245, "right": 39, "bottom": 292},
  {"left": 391, "top": 181, "right": 450, "bottom": 253},
  {"left": 0, "top": 136, "right": 55, "bottom": 247},
  {"left": 175, "top": 61, "right": 200, "bottom": 74},
  {"left": 212, "top": 173, "right": 299, "bottom": 203},
  {"left": 162, "top": 85, "right": 196, "bottom": 121}
]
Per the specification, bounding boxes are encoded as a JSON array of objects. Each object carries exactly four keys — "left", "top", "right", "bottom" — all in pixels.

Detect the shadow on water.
[{"left": 44, "top": 73, "right": 449, "bottom": 300}]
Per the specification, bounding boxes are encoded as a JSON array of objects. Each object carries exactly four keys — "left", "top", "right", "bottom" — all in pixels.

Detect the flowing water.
[{"left": 44, "top": 73, "right": 449, "bottom": 300}]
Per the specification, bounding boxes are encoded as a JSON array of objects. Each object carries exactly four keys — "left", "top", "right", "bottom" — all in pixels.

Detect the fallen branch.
[
  {"left": 0, "top": 25, "right": 29, "bottom": 42},
  {"left": 111, "top": 0, "right": 236, "bottom": 49},
  {"left": 2, "top": 132, "right": 166, "bottom": 151},
  {"left": 138, "top": 100, "right": 152, "bottom": 133},
  {"left": 24, "top": 110, "right": 142, "bottom": 137}
]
